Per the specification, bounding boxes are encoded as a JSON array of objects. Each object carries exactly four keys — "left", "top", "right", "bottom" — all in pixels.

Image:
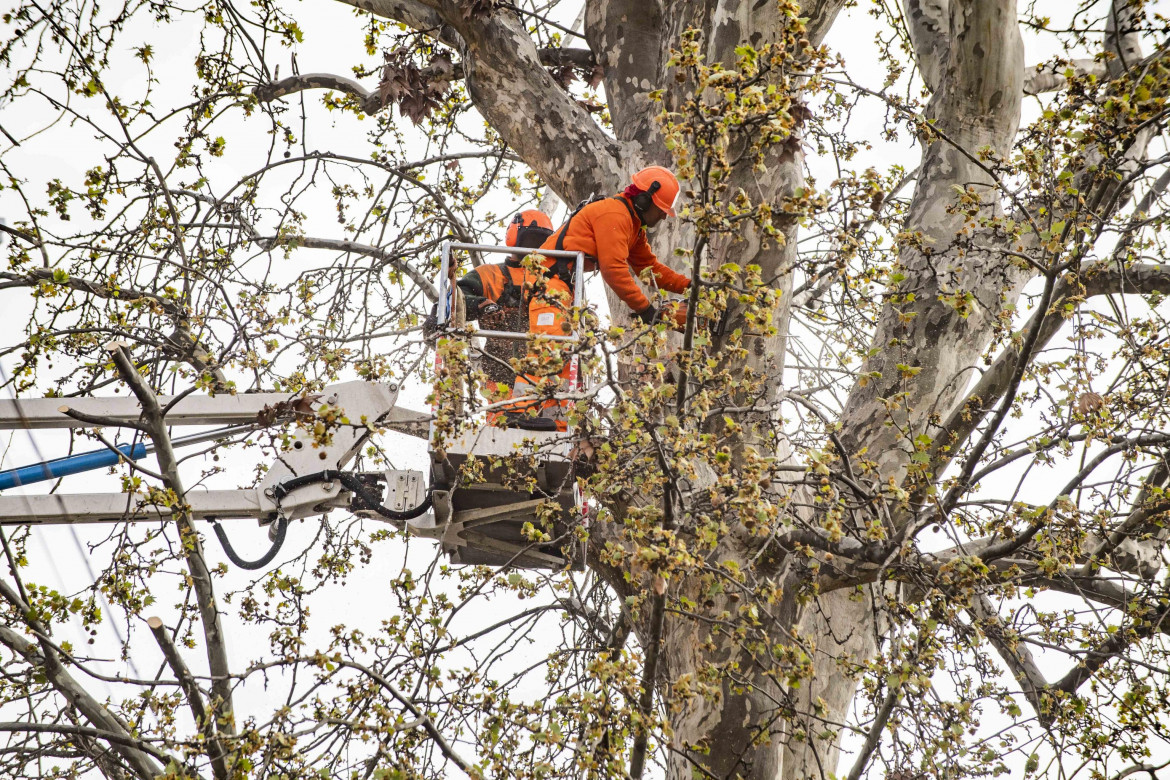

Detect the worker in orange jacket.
[
  {"left": 425, "top": 210, "right": 555, "bottom": 424},
  {"left": 455, "top": 210, "right": 554, "bottom": 319},
  {"left": 511, "top": 166, "right": 691, "bottom": 429},
  {"left": 538, "top": 165, "right": 690, "bottom": 326}
]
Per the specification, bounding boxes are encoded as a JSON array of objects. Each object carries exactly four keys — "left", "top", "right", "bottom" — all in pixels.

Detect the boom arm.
[{"left": 0, "top": 381, "right": 432, "bottom": 528}]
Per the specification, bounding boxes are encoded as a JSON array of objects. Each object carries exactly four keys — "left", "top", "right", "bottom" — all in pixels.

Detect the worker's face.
[{"left": 642, "top": 204, "right": 668, "bottom": 229}]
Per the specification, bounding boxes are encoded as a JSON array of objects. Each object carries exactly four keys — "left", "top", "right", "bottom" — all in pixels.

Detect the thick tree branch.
[
  {"left": 920, "top": 37, "right": 1170, "bottom": 512},
  {"left": 253, "top": 47, "right": 599, "bottom": 117},
  {"left": 106, "top": 342, "right": 238, "bottom": 765},
  {"left": 1024, "top": 58, "right": 1107, "bottom": 95},
  {"left": 164, "top": 322, "right": 229, "bottom": 391},
  {"left": 255, "top": 72, "right": 374, "bottom": 107},
  {"left": 260, "top": 235, "right": 439, "bottom": 301},
  {"left": 447, "top": 5, "right": 622, "bottom": 203},
  {"left": 843, "top": 679, "right": 900, "bottom": 780},
  {"left": 1052, "top": 608, "right": 1167, "bottom": 697},
  {"left": 1077, "top": 456, "right": 1170, "bottom": 579},
  {"left": 803, "top": 519, "right": 1170, "bottom": 713},
  {"left": 930, "top": 190, "right": 1170, "bottom": 487},
  {"left": 584, "top": 0, "right": 663, "bottom": 147},
  {"left": 902, "top": 0, "right": 949, "bottom": 93},
  {"left": 147, "top": 616, "right": 227, "bottom": 780},
  {"left": 341, "top": 0, "right": 621, "bottom": 203},
  {"left": 346, "top": 0, "right": 460, "bottom": 47},
  {"left": 800, "top": 0, "right": 850, "bottom": 47},
  {"left": 0, "top": 269, "right": 183, "bottom": 316},
  {"left": 969, "top": 593, "right": 1051, "bottom": 725},
  {"left": 975, "top": 568, "right": 1170, "bottom": 704},
  {"left": 1082, "top": 260, "right": 1170, "bottom": 298},
  {"left": 839, "top": 0, "right": 1024, "bottom": 476},
  {"left": 1106, "top": 0, "right": 1144, "bottom": 78},
  {"left": 0, "top": 722, "right": 176, "bottom": 771}
]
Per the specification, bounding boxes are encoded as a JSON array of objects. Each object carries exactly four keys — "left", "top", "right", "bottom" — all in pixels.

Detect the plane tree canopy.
[{"left": 2, "top": 0, "right": 1170, "bottom": 778}]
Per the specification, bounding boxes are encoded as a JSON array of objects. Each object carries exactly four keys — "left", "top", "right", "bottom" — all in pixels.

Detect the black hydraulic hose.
[
  {"left": 211, "top": 470, "right": 431, "bottom": 570},
  {"left": 271, "top": 469, "right": 433, "bottom": 522},
  {"left": 210, "top": 516, "right": 288, "bottom": 571}
]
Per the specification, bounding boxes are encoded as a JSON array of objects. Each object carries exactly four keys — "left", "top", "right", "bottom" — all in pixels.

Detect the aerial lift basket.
[{"left": 425, "top": 241, "right": 589, "bottom": 570}]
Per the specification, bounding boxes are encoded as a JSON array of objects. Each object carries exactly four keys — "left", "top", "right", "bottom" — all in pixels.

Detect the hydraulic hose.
[
  {"left": 270, "top": 469, "right": 433, "bottom": 522},
  {"left": 210, "top": 516, "right": 288, "bottom": 571},
  {"left": 210, "top": 470, "right": 431, "bottom": 571}
]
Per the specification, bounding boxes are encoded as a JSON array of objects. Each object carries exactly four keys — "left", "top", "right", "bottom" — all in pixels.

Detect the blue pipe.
[{"left": 0, "top": 443, "right": 147, "bottom": 490}]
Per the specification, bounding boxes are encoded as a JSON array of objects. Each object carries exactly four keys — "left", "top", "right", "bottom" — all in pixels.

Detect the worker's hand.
[
  {"left": 479, "top": 301, "right": 501, "bottom": 317},
  {"left": 634, "top": 305, "right": 659, "bottom": 325},
  {"left": 422, "top": 313, "right": 440, "bottom": 340},
  {"left": 497, "top": 286, "right": 522, "bottom": 308},
  {"left": 634, "top": 302, "right": 688, "bottom": 330}
]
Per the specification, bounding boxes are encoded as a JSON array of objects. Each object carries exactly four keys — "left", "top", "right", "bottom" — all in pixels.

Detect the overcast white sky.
[{"left": 0, "top": 0, "right": 1162, "bottom": 776}]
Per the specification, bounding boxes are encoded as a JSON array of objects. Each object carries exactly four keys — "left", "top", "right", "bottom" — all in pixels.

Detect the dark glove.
[
  {"left": 478, "top": 301, "right": 501, "bottom": 317},
  {"left": 634, "top": 305, "right": 659, "bottom": 325},
  {"left": 497, "top": 286, "right": 522, "bottom": 309},
  {"left": 422, "top": 312, "right": 440, "bottom": 340}
]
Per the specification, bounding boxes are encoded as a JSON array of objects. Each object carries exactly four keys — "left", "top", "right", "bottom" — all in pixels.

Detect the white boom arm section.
[{"left": 0, "top": 381, "right": 431, "bottom": 529}]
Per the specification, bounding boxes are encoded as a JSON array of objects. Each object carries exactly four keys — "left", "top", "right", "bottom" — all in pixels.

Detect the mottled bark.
[
  {"left": 1105, "top": 0, "right": 1144, "bottom": 77},
  {"left": 903, "top": 0, "right": 948, "bottom": 93},
  {"left": 347, "top": 0, "right": 622, "bottom": 203},
  {"left": 840, "top": 0, "right": 1025, "bottom": 468},
  {"left": 584, "top": 0, "right": 666, "bottom": 147},
  {"left": 438, "top": 0, "right": 623, "bottom": 203},
  {"left": 1024, "top": 58, "right": 1106, "bottom": 95},
  {"left": 792, "top": 3, "right": 1025, "bottom": 778}
]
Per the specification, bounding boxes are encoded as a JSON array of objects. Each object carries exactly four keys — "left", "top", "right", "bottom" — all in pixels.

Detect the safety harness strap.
[{"left": 549, "top": 195, "right": 608, "bottom": 284}]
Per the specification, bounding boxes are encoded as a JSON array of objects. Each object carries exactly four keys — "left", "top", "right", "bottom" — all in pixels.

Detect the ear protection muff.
[{"left": 632, "top": 180, "right": 662, "bottom": 218}]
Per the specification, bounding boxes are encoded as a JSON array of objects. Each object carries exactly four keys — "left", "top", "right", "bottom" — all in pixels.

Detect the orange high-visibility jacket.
[{"left": 540, "top": 195, "right": 690, "bottom": 313}]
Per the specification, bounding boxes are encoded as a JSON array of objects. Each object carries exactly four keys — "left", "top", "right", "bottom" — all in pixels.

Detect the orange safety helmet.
[
  {"left": 630, "top": 166, "right": 680, "bottom": 217},
  {"left": 506, "top": 209, "right": 555, "bottom": 248}
]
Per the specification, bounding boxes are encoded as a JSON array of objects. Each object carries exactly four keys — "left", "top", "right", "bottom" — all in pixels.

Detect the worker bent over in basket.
[
  {"left": 510, "top": 166, "right": 692, "bottom": 430},
  {"left": 425, "top": 210, "right": 555, "bottom": 425}
]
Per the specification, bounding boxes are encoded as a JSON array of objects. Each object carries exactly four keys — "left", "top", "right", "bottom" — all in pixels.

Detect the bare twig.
[
  {"left": 844, "top": 679, "right": 900, "bottom": 780},
  {"left": 0, "top": 593, "right": 164, "bottom": 780},
  {"left": 253, "top": 48, "right": 598, "bottom": 115},
  {"left": 333, "top": 659, "right": 478, "bottom": 777}
]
